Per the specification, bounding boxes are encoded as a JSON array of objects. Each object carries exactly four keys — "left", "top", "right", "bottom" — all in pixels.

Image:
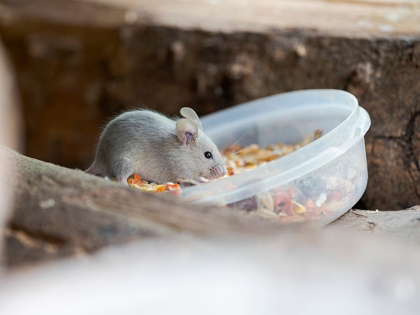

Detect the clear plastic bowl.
[{"left": 182, "top": 89, "right": 371, "bottom": 226}]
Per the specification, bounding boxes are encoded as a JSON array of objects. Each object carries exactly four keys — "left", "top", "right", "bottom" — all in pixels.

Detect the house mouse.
[{"left": 86, "top": 107, "right": 227, "bottom": 186}]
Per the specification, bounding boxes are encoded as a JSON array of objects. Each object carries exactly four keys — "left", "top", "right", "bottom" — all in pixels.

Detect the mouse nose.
[
  {"left": 221, "top": 165, "right": 227, "bottom": 177},
  {"left": 210, "top": 165, "right": 227, "bottom": 179}
]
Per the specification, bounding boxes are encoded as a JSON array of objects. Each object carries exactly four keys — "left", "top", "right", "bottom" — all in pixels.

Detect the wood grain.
[{"left": 2, "top": 0, "right": 420, "bottom": 36}]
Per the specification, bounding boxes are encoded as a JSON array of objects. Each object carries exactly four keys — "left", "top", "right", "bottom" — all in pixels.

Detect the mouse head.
[{"left": 176, "top": 108, "right": 227, "bottom": 180}]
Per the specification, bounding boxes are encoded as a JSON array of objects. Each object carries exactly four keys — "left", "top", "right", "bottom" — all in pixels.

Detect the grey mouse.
[{"left": 86, "top": 107, "right": 227, "bottom": 186}]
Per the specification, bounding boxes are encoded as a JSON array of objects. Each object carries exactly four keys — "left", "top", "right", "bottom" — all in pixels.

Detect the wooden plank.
[
  {"left": 103, "top": 0, "right": 420, "bottom": 35},
  {"left": 3, "top": 0, "right": 420, "bottom": 36}
]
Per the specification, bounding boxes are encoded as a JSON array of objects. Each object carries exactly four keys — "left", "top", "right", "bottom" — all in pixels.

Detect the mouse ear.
[
  {"left": 180, "top": 107, "right": 203, "bottom": 131},
  {"left": 176, "top": 118, "right": 198, "bottom": 145}
]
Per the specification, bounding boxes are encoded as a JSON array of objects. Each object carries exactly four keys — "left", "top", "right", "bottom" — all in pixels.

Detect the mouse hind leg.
[
  {"left": 113, "top": 158, "right": 133, "bottom": 187},
  {"left": 85, "top": 162, "right": 100, "bottom": 175}
]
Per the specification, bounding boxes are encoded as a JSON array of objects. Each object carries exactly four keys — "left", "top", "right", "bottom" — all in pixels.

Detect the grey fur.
[
  {"left": 86, "top": 108, "right": 227, "bottom": 185},
  {"left": 180, "top": 107, "right": 203, "bottom": 130}
]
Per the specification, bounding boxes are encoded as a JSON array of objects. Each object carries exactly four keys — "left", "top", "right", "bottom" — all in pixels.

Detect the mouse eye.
[{"left": 204, "top": 151, "right": 213, "bottom": 159}]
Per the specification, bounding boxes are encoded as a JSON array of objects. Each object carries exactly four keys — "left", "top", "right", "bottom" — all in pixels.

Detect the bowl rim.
[{"left": 182, "top": 89, "right": 371, "bottom": 205}]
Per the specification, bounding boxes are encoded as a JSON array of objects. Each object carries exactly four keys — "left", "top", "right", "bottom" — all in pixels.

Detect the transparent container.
[{"left": 182, "top": 89, "right": 371, "bottom": 226}]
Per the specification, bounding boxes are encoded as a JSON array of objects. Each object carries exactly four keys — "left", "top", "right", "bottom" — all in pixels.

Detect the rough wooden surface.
[
  {"left": 1, "top": 0, "right": 419, "bottom": 211},
  {"left": 1, "top": 147, "right": 281, "bottom": 268},
  {"left": 331, "top": 207, "right": 420, "bottom": 245}
]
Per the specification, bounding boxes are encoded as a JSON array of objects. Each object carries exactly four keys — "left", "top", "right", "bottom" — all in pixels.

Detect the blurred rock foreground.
[
  {"left": 1, "top": 0, "right": 420, "bottom": 210},
  {"left": 2, "top": 230, "right": 420, "bottom": 315}
]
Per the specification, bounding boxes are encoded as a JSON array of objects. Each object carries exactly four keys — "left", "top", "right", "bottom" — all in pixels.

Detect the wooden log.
[
  {"left": 1, "top": 147, "right": 282, "bottom": 268},
  {"left": 1, "top": 1, "right": 419, "bottom": 208}
]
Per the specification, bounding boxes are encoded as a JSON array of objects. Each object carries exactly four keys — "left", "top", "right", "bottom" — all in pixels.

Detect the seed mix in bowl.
[{"left": 124, "top": 129, "right": 363, "bottom": 224}]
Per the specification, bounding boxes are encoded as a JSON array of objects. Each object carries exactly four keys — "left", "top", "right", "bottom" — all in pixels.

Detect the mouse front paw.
[{"left": 177, "top": 178, "right": 201, "bottom": 187}]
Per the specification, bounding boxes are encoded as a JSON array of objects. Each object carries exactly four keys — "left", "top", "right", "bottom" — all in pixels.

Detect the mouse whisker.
[
  {"left": 228, "top": 146, "right": 249, "bottom": 156},
  {"left": 222, "top": 129, "right": 251, "bottom": 156}
]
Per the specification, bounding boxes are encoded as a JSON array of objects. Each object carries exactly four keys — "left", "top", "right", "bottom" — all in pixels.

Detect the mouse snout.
[
  {"left": 221, "top": 165, "right": 227, "bottom": 177},
  {"left": 210, "top": 164, "right": 227, "bottom": 179}
]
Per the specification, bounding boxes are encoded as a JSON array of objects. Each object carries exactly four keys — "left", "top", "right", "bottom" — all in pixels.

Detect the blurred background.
[{"left": 0, "top": 0, "right": 419, "bottom": 210}]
